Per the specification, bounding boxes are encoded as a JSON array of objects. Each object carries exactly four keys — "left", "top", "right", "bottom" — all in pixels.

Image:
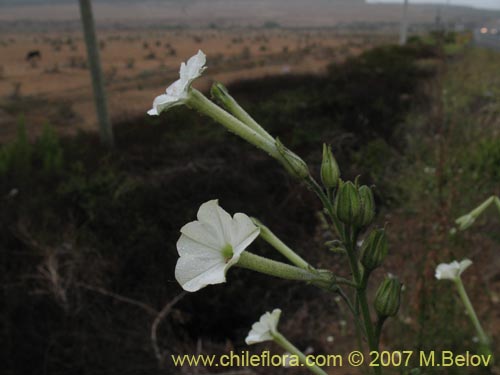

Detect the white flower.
[
  {"left": 175, "top": 199, "right": 259, "bottom": 292},
  {"left": 435, "top": 259, "right": 473, "bottom": 281},
  {"left": 245, "top": 308, "right": 282, "bottom": 345},
  {"left": 147, "top": 50, "right": 206, "bottom": 116}
]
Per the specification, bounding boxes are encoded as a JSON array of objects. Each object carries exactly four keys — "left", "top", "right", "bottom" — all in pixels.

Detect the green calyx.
[
  {"left": 361, "top": 228, "right": 388, "bottom": 271},
  {"left": 358, "top": 185, "right": 375, "bottom": 226},
  {"left": 276, "top": 138, "right": 310, "bottom": 180},
  {"left": 374, "top": 275, "right": 402, "bottom": 318},
  {"left": 320, "top": 143, "right": 340, "bottom": 189},
  {"left": 334, "top": 180, "right": 362, "bottom": 225}
]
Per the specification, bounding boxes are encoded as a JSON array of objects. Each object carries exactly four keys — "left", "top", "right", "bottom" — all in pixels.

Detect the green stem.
[
  {"left": 471, "top": 196, "right": 495, "bottom": 217},
  {"left": 454, "top": 278, "right": 491, "bottom": 351},
  {"left": 187, "top": 89, "right": 280, "bottom": 160},
  {"left": 494, "top": 196, "right": 500, "bottom": 216},
  {"left": 252, "top": 219, "right": 311, "bottom": 270},
  {"left": 236, "top": 252, "right": 333, "bottom": 286},
  {"left": 375, "top": 317, "right": 387, "bottom": 346},
  {"left": 344, "top": 227, "right": 381, "bottom": 375},
  {"left": 211, "top": 83, "right": 275, "bottom": 143},
  {"left": 306, "top": 176, "right": 342, "bottom": 237},
  {"left": 272, "top": 331, "right": 328, "bottom": 375}
]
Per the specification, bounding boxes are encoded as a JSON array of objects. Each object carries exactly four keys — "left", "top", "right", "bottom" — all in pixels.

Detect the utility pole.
[
  {"left": 445, "top": 0, "right": 451, "bottom": 32},
  {"left": 79, "top": 0, "right": 114, "bottom": 147},
  {"left": 399, "top": 0, "right": 409, "bottom": 45}
]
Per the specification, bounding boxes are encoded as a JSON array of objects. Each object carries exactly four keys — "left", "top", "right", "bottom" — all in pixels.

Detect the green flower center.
[{"left": 221, "top": 244, "right": 234, "bottom": 263}]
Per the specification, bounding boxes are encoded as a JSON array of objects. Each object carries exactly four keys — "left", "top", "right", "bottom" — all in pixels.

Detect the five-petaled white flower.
[
  {"left": 435, "top": 259, "right": 473, "bottom": 281},
  {"left": 147, "top": 50, "right": 207, "bottom": 116},
  {"left": 245, "top": 309, "right": 282, "bottom": 345},
  {"left": 175, "top": 199, "right": 260, "bottom": 292}
]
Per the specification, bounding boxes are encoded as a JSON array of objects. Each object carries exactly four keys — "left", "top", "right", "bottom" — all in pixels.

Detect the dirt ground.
[{"left": 0, "top": 28, "right": 387, "bottom": 142}]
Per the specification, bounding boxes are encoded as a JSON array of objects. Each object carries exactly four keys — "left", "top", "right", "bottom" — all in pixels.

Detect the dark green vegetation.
[{"left": 2, "top": 34, "right": 500, "bottom": 374}]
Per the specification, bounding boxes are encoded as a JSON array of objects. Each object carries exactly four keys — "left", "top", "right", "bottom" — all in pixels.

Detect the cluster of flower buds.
[
  {"left": 374, "top": 275, "right": 402, "bottom": 318},
  {"left": 333, "top": 180, "right": 375, "bottom": 227}
]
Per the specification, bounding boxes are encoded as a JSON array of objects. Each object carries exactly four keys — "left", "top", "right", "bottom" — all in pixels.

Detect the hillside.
[{"left": 0, "top": 0, "right": 498, "bottom": 29}]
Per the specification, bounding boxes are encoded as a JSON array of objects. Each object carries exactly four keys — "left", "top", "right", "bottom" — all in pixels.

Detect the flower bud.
[
  {"left": 276, "top": 138, "right": 310, "bottom": 180},
  {"left": 334, "top": 181, "right": 362, "bottom": 224},
  {"left": 360, "top": 228, "right": 388, "bottom": 271},
  {"left": 321, "top": 144, "right": 340, "bottom": 189},
  {"left": 358, "top": 185, "right": 375, "bottom": 226},
  {"left": 374, "top": 276, "right": 402, "bottom": 318},
  {"left": 210, "top": 82, "right": 231, "bottom": 106}
]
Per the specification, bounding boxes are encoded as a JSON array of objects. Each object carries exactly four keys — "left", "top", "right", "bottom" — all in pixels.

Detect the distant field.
[
  {"left": 0, "top": 28, "right": 385, "bottom": 141},
  {"left": 1, "top": 0, "right": 495, "bottom": 141},
  {"left": 0, "top": 0, "right": 497, "bottom": 29}
]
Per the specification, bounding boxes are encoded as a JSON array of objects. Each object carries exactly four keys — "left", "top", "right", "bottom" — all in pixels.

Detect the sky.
[{"left": 366, "top": 0, "right": 500, "bottom": 10}]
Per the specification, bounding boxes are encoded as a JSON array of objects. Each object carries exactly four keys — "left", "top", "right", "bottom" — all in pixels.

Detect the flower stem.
[
  {"left": 471, "top": 196, "right": 495, "bottom": 217},
  {"left": 252, "top": 219, "right": 311, "bottom": 270},
  {"left": 305, "top": 176, "right": 342, "bottom": 237},
  {"left": 271, "top": 331, "right": 328, "bottom": 375},
  {"left": 187, "top": 89, "right": 280, "bottom": 159},
  {"left": 236, "top": 252, "right": 334, "bottom": 287},
  {"left": 343, "top": 227, "right": 381, "bottom": 375},
  {"left": 211, "top": 82, "right": 275, "bottom": 143},
  {"left": 454, "top": 278, "right": 491, "bottom": 355}
]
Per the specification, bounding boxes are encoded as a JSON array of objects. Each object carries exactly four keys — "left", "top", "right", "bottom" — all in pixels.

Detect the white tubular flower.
[
  {"left": 147, "top": 50, "right": 207, "bottom": 116},
  {"left": 435, "top": 259, "right": 473, "bottom": 281},
  {"left": 245, "top": 309, "right": 282, "bottom": 345},
  {"left": 175, "top": 199, "right": 260, "bottom": 292}
]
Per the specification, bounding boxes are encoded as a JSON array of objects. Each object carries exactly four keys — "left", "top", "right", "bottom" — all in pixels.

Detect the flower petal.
[
  {"left": 458, "top": 259, "right": 473, "bottom": 276},
  {"left": 180, "top": 221, "right": 226, "bottom": 251},
  {"left": 176, "top": 232, "right": 222, "bottom": 257},
  {"left": 435, "top": 259, "right": 472, "bottom": 281},
  {"left": 231, "top": 213, "right": 260, "bottom": 255},
  {"left": 148, "top": 93, "right": 180, "bottom": 116},
  {"left": 435, "top": 261, "right": 458, "bottom": 280},
  {"left": 166, "top": 78, "right": 188, "bottom": 98},
  {"left": 197, "top": 200, "right": 233, "bottom": 245},
  {"left": 175, "top": 254, "right": 227, "bottom": 292},
  {"left": 245, "top": 309, "right": 282, "bottom": 345},
  {"left": 180, "top": 50, "right": 206, "bottom": 84}
]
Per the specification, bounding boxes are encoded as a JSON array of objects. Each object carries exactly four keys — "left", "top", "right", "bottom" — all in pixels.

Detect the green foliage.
[
  {"left": 0, "top": 118, "right": 32, "bottom": 178},
  {"left": 0, "top": 120, "right": 64, "bottom": 182},
  {"left": 465, "top": 138, "right": 500, "bottom": 183},
  {"left": 35, "top": 124, "right": 64, "bottom": 175}
]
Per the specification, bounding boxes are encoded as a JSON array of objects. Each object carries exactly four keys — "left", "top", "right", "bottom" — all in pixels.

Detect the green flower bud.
[
  {"left": 321, "top": 144, "right": 340, "bottom": 189},
  {"left": 360, "top": 228, "right": 388, "bottom": 271},
  {"left": 334, "top": 181, "right": 362, "bottom": 224},
  {"left": 210, "top": 82, "right": 231, "bottom": 106},
  {"left": 358, "top": 185, "right": 375, "bottom": 226},
  {"left": 276, "top": 138, "right": 310, "bottom": 180},
  {"left": 374, "top": 276, "right": 402, "bottom": 318}
]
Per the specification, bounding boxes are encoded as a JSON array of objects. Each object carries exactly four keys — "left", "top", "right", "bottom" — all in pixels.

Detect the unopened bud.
[
  {"left": 334, "top": 181, "right": 362, "bottom": 225},
  {"left": 360, "top": 229, "right": 388, "bottom": 271},
  {"left": 276, "top": 138, "right": 310, "bottom": 180},
  {"left": 358, "top": 185, "right": 375, "bottom": 226},
  {"left": 374, "top": 276, "right": 402, "bottom": 318},
  {"left": 321, "top": 144, "right": 340, "bottom": 189},
  {"left": 210, "top": 82, "right": 231, "bottom": 106}
]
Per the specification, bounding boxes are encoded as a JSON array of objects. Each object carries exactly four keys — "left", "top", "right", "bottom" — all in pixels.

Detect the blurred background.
[{"left": 1, "top": 1, "right": 500, "bottom": 374}]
